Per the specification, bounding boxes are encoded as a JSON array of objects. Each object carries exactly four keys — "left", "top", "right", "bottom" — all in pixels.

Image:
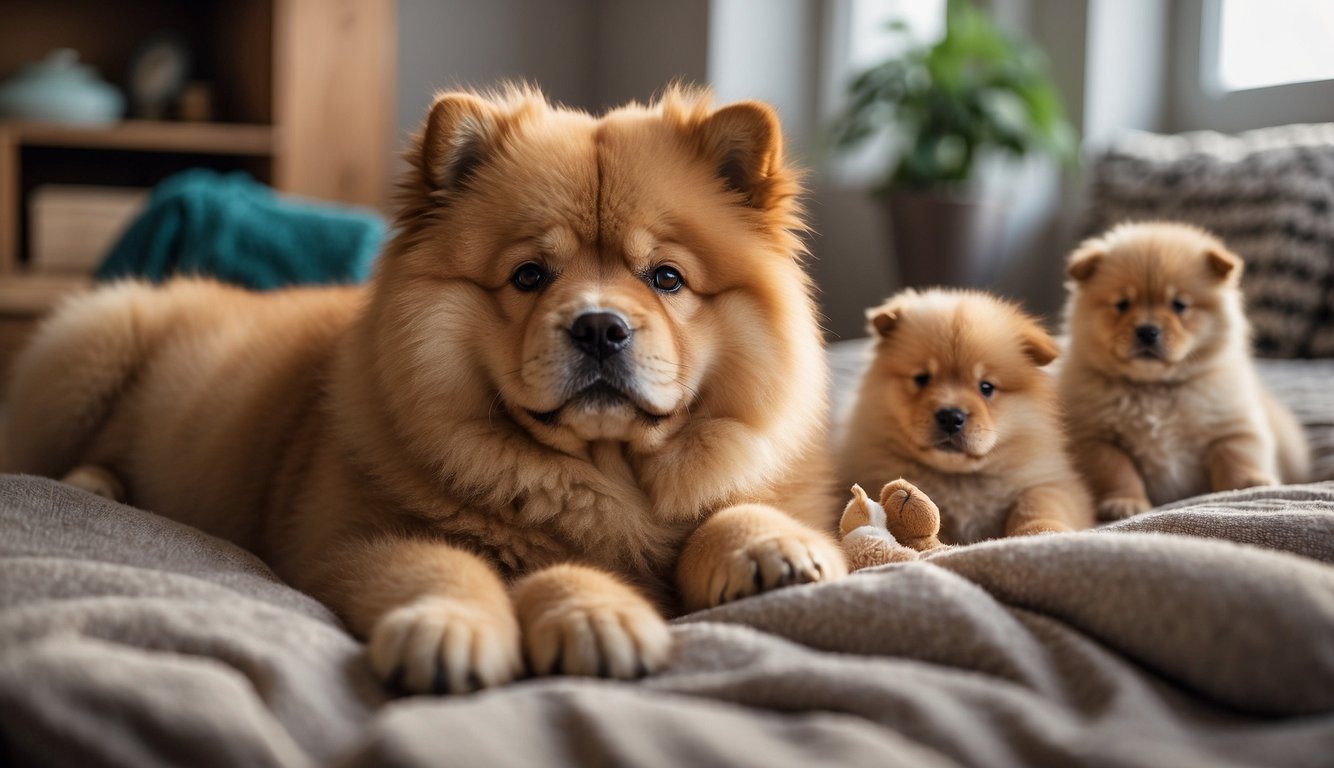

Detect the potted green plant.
[{"left": 831, "top": 0, "right": 1075, "bottom": 288}]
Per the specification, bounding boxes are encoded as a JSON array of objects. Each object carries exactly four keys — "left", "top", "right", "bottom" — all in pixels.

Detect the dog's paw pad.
[
  {"left": 368, "top": 597, "right": 521, "bottom": 695},
  {"left": 523, "top": 601, "right": 670, "bottom": 679}
]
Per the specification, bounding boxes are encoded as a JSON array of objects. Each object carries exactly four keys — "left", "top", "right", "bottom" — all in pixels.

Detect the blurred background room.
[{"left": 2, "top": 0, "right": 1333, "bottom": 376}]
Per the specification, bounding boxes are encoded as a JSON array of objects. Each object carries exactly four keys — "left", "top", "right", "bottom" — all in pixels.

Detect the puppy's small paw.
[
  {"left": 709, "top": 532, "right": 847, "bottom": 607},
  {"left": 368, "top": 596, "right": 522, "bottom": 695},
  {"left": 62, "top": 465, "right": 127, "bottom": 503},
  {"left": 1097, "top": 496, "right": 1151, "bottom": 521},
  {"left": 521, "top": 599, "right": 670, "bottom": 679},
  {"left": 1234, "top": 473, "right": 1279, "bottom": 490},
  {"left": 1009, "top": 520, "right": 1074, "bottom": 536}
]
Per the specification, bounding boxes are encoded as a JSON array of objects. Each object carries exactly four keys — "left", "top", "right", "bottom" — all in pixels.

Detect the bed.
[{"left": 2, "top": 343, "right": 1332, "bottom": 767}]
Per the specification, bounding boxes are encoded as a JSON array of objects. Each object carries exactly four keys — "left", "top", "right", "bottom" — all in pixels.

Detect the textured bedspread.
[{"left": 3, "top": 474, "right": 1334, "bottom": 768}]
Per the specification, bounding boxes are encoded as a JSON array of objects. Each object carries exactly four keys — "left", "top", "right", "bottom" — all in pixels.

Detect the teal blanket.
[{"left": 97, "top": 170, "right": 385, "bottom": 290}]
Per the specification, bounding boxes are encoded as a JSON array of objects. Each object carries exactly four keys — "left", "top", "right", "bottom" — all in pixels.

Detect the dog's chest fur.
[
  {"left": 437, "top": 452, "right": 696, "bottom": 604},
  {"left": 522, "top": 476, "right": 692, "bottom": 587},
  {"left": 1083, "top": 376, "right": 1269, "bottom": 506},
  {"left": 1096, "top": 382, "right": 1216, "bottom": 504}
]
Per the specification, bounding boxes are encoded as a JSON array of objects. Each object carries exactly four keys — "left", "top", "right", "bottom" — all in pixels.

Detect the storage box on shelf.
[{"left": 30, "top": 185, "right": 149, "bottom": 274}]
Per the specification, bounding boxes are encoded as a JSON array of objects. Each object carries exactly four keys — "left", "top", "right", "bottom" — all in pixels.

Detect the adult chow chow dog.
[
  {"left": 838, "top": 288, "right": 1093, "bottom": 544},
  {"left": 1059, "top": 221, "right": 1309, "bottom": 518},
  {"left": 4, "top": 86, "right": 846, "bottom": 693}
]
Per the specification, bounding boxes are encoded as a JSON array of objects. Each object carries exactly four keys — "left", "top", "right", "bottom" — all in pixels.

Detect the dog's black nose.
[
  {"left": 1135, "top": 324, "right": 1161, "bottom": 345},
  {"left": 570, "top": 312, "right": 632, "bottom": 360},
  {"left": 935, "top": 407, "right": 967, "bottom": 435}
]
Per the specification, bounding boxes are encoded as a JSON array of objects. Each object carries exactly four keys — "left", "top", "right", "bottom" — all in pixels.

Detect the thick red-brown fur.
[
  {"left": 3, "top": 84, "right": 846, "bottom": 694},
  {"left": 1059, "top": 221, "right": 1311, "bottom": 519},
  {"left": 839, "top": 288, "right": 1094, "bottom": 543}
]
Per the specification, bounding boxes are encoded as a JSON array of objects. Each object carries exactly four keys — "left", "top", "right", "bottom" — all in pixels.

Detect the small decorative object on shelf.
[
  {"left": 178, "top": 81, "right": 215, "bottom": 123},
  {"left": 127, "top": 35, "right": 191, "bottom": 120},
  {"left": 0, "top": 48, "right": 124, "bottom": 126}
]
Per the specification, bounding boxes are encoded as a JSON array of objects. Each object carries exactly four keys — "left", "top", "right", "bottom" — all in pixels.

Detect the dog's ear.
[
  {"left": 1204, "top": 247, "right": 1243, "bottom": 281},
  {"left": 867, "top": 291, "right": 916, "bottom": 337},
  {"left": 867, "top": 305, "right": 899, "bottom": 337},
  {"left": 418, "top": 92, "right": 500, "bottom": 192},
  {"left": 1066, "top": 241, "right": 1105, "bottom": 282},
  {"left": 694, "top": 101, "right": 784, "bottom": 209},
  {"left": 1020, "top": 322, "right": 1060, "bottom": 367}
]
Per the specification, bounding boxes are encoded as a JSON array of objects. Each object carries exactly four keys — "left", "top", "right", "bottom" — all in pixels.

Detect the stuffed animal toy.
[{"left": 839, "top": 479, "right": 948, "bottom": 571}]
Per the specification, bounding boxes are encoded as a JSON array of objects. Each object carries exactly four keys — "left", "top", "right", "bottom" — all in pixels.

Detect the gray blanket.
[{"left": 3, "top": 474, "right": 1334, "bottom": 768}]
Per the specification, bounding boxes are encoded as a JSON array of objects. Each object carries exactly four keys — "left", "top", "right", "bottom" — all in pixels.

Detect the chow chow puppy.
[
  {"left": 1059, "top": 221, "right": 1310, "bottom": 518},
  {"left": 3, "top": 85, "right": 847, "bottom": 694},
  {"left": 838, "top": 289, "right": 1093, "bottom": 544}
]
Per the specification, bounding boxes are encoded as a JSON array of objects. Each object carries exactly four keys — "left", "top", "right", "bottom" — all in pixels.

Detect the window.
[
  {"left": 845, "top": 0, "right": 945, "bottom": 72},
  {"left": 821, "top": 0, "right": 945, "bottom": 184},
  {"left": 1210, "top": 0, "right": 1334, "bottom": 92}
]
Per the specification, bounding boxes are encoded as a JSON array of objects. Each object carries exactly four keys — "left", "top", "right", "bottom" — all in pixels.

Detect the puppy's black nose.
[
  {"left": 570, "top": 311, "right": 631, "bottom": 360},
  {"left": 935, "top": 407, "right": 967, "bottom": 435},
  {"left": 1135, "top": 324, "right": 1161, "bottom": 345}
]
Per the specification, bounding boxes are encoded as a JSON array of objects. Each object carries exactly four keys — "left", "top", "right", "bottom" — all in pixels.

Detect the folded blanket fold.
[
  {"left": 3, "top": 475, "right": 1333, "bottom": 768},
  {"left": 96, "top": 170, "right": 385, "bottom": 291}
]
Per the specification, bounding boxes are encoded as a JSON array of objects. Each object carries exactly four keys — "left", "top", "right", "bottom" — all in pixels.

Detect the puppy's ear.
[
  {"left": 418, "top": 92, "right": 500, "bottom": 192},
  {"left": 1205, "top": 247, "right": 1244, "bottom": 281},
  {"left": 867, "top": 305, "right": 899, "bottom": 337},
  {"left": 1020, "top": 323, "right": 1060, "bottom": 367},
  {"left": 1066, "top": 242, "right": 1105, "bottom": 282},
  {"left": 694, "top": 101, "right": 784, "bottom": 209}
]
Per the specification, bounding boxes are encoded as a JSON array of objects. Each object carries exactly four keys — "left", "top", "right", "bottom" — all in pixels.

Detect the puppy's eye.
[
  {"left": 1115, "top": 299, "right": 1131, "bottom": 314},
  {"left": 979, "top": 380, "right": 996, "bottom": 398},
  {"left": 652, "top": 265, "right": 684, "bottom": 292},
  {"left": 511, "top": 263, "right": 547, "bottom": 292},
  {"left": 913, "top": 373, "right": 931, "bottom": 388},
  {"left": 1171, "top": 298, "right": 1188, "bottom": 314}
]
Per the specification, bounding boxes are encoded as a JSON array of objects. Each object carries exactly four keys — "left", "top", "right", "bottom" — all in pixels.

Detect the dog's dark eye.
[
  {"left": 651, "top": 265, "right": 683, "bottom": 292},
  {"left": 1171, "top": 298, "right": 1188, "bottom": 314},
  {"left": 511, "top": 263, "right": 547, "bottom": 292},
  {"left": 1115, "top": 299, "right": 1131, "bottom": 314},
  {"left": 913, "top": 373, "right": 931, "bottom": 388},
  {"left": 979, "top": 380, "right": 996, "bottom": 398}
]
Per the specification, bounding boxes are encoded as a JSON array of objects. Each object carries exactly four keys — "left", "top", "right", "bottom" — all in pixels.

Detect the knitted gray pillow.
[{"left": 1086, "top": 124, "right": 1334, "bottom": 358}]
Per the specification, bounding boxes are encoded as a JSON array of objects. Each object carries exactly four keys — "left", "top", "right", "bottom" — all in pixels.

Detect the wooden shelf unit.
[
  {"left": 6, "top": 120, "right": 277, "bottom": 156},
  {"left": 0, "top": 273, "right": 90, "bottom": 315},
  {"left": 0, "top": 0, "right": 395, "bottom": 379}
]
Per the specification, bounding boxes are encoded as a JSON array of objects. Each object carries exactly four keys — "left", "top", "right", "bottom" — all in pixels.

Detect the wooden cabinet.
[{"left": 0, "top": 0, "right": 396, "bottom": 378}]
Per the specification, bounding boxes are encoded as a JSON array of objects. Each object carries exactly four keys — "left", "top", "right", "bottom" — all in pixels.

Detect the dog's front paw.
[
  {"left": 513, "top": 564, "right": 670, "bottom": 679},
  {"left": 679, "top": 504, "right": 849, "bottom": 611},
  {"left": 368, "top": 596, "right": 522, "bottom": 695},
  {"left": 62, "top": 465, "right": 127, "bottom": 503},
  {"left": 1008, "top": 520, "right": 1074, "bottom": 536},
  {"left": 708, "top": 530, "right": 847, "bottom": 608},
  {"left": 1231, "top": 473, "right": 1279, "bottom": 491},
  {"left": 1097, "top": 496, "right": 1151, "bottom": 521}
]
